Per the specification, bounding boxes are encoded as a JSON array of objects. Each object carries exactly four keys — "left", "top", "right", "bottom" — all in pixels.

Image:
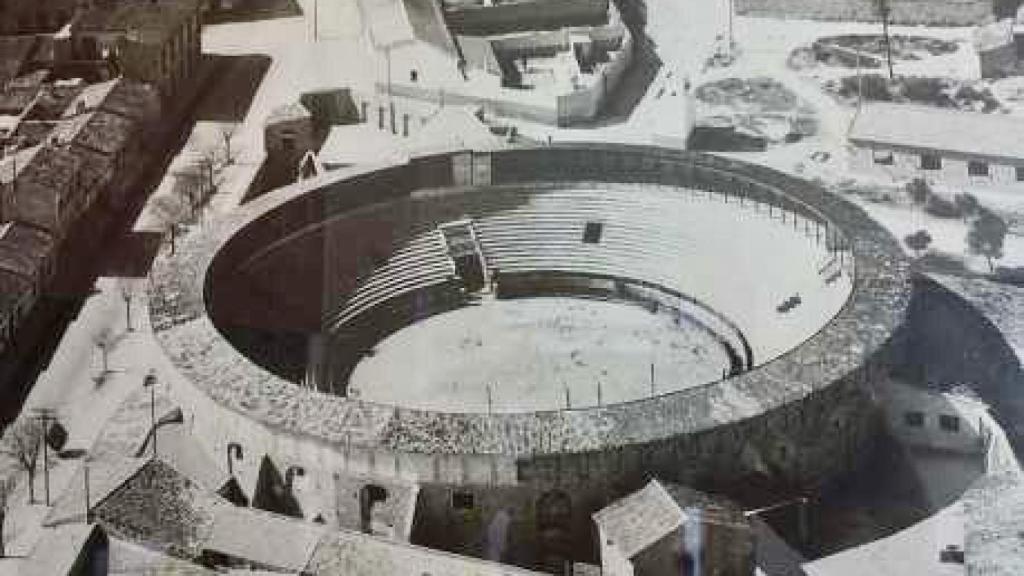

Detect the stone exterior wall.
[
  {"left": 734, "top": 0, "right": 995, "bottom": 26},
  {"left": 149, "top": 146, "right": 911, "bottom": 564}
]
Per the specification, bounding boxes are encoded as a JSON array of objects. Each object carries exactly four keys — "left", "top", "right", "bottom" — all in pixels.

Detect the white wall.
[{"left": 850, "top": 144, "right": 1024, "bottom": 187}]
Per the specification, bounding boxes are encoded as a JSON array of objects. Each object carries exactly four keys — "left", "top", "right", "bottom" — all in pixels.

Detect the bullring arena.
[{"left": 149, "top": 144, "right": 911, "bottom": 565}]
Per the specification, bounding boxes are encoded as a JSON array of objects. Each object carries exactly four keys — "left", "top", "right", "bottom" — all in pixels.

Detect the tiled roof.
[
  {"left": 0, "top": 221, "right": 53, "bottom": 280},
  {"left": 55, "top": 109, "right": 135, "bottom": 156},
  {"left": 63, "top": 79, "right": 159, "bottom": 124},
  {"left": 74, "top": 0, "right": 197, "bottom": 42},
  {"left": 0, "top": 71, "right": 46, "bottom": 115},
  {"left": 0, "top": 36, "right": 37, "bottom": 85},
  {"left": 592, "top": 480, "right": 687, "bottom": 559},
  {"left": 16, "top": 143, "right": 80, "bottom": 192},
  {"left": 0, "top": 144, "right": 43, "bottom": 185},
  {"left": 0, "top": 267, "right": 31, "bottom": 316}
]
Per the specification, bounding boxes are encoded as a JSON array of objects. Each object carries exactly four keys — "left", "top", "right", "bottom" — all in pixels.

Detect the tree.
[
  {"left": 0, "top": 419, "right": 42, "bottom": 504},
  {"left": 220, "top": 123, "right": 238, "bottom": 165},
  {"left": 117, "top": 278, "right": 139, "bottom": 332},
  {"left": 904, "top": 229, "right": 932, "bottom": 258},
  {"left": 968, "top": 209, "right": 1008, "bottom": 272},
  {"left": 906, "top": 178, "right": 931, "bottom": 205},
  {"left": 94, "top": 326, "right": 115, "bottom": 377},
  {"left": 196, "top": 147, "right": 219, "bottom": 196},
  {"left": 954, "top": 192, "right": 980, "bottom": 222},
  {"left": 151, "top": 194, "right": 189, "bottom": 255},
  {"left": 0, "top": 477, "right": 14, "bottom": 557}
]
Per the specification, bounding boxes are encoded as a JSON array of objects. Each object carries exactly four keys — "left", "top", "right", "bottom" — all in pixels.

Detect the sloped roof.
[
  {"left": 308, "top": 526, "right": 545, "bottom": 575},
  {"left": 55, "top": 109, "right": 135, "bottom": 156},
  {"left": 403, "top": 0, "right": 458, "bottom": 54},
  {"left": 0, "top": 144, "right": 43, "bottom": 184},
  {"left": 0, "top": 268, "right": 31, "bottom": 317},
  {"left": 848, "top": 103, "right": 1024, "bottom": 163},
  {"left": 592, "top": 479, "right": 688, "bottom": 559},
  {"left": 408, "top": 105, "right": 504, "bottom": 155},
  {"left": 107, "top": 537, "right": 219, "bottom": 575},
  {"left": 318, "top": 124, "right": 407, "bottom": 167},
  {"left": 204, "top": 504, "right": 326, "bottom": 572},
  {"left": 21, "top": 523, "right": 102, "bottom": 576},
  {"left": 141, "top": 423, "right": 233, "bottom": 492},
  {"left": 361, "top": 0, "right": 456, "bottom": 53},
  {"left": 45, "top": 457, "right": 147, "bottom": 527},
  {"left": 0, "top": 221, "right": 53, "bottom": 280},
  {"left": 974, "top": 19, "right": 1015, "bottom": 52},
  {"left": 0, "top": 36, "right": 37, "bottom": 85},
  {"left": 74, "top": 0, "right": 197, "bottom": 43},
  {"left": 361, "top": 0, "right": 417, "bottom": 47},
  {"left": 266, "top": 101, "right": 312, "bottom": 126}
]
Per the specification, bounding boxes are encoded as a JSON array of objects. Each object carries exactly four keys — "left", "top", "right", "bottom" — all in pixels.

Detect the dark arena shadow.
[
  {"left": 203, "top": 0, "right": 303, "bottom": 25},
  {"left": 194, "top": 54, "right": 273, "bottom": 123}
]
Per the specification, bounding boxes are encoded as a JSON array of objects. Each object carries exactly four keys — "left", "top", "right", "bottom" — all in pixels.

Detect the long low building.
[{"left": 847, "top": 103, "right": 1024, "bottom": 187}]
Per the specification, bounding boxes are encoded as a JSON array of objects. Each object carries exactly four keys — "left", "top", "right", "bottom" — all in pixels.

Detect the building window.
[
  {"left": 903, "top": 411, "right": 925, "bottom": 427},
  {"left": 582, "top": 221, "right": 603, "bottom": 244},
  {"left": 451, "top": 490, "right": 474, "bottom": 511},
  {"left": 920, "top": 153, "right": 942, "bottom": 171},
  {"left": 938, "top": 414, "right": 960, "bottom": 433},
  {"left": 968, "top": 161, "right": 990, "bottom": 177},
  {"left": 1015, "top": 166, "right": 1024, "bottom": 182},
  {"left": 872, "top": 150, "right": 894, "bottom": 165}
]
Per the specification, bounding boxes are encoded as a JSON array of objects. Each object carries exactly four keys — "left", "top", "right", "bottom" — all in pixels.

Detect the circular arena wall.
[{"left": 149, "top": 144, "right": 911, "bottom": 499}]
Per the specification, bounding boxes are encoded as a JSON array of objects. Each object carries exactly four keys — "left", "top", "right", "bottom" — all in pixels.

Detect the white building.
[{"left": 847, "top": 103, "right": 1024, "bottom": 187}]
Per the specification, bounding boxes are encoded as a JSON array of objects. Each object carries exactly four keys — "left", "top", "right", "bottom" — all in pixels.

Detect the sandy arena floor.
[{"left": 348, "top": 297, "right": 731, "bottom": 413}]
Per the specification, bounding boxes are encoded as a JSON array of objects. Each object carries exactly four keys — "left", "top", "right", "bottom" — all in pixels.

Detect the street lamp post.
[
  {"left": 84, "top": 455, "right": 92, "bottom": 523},
  {"left": 227, "top": 443, "right": 243, "bottom": 476},
  {"left": 33, "top": 408, "right": 56, "bottom": 506},
  {"left": 143, "top": 371, "right": 158, "bottom": 459}
]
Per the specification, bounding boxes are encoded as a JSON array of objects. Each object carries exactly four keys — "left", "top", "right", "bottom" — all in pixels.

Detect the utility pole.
[
  {"left": 84, "top": 456, "right": 92, "bottom": 523},
  {"left": 879, "top": 0, "right": 895, "bottom": 80},
  {"left": 650, "top": 363, "right": 656, "bottom": 397},
  {"left": 726, "top": 0, "right": 735, "bottom": 59},
  {"left": 313, "top": 0, "right": 318, "bottom": 42},
  {"left": 33, "top": 408, "right": 56, "bottom": 506},
  {"left": 143, "top": 371, "right": 158, "bottom": 459}
]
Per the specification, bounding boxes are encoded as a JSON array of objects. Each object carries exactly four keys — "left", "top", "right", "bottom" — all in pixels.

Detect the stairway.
[{"left": 438, "top": 219, "right": 490, "bottom": 293}]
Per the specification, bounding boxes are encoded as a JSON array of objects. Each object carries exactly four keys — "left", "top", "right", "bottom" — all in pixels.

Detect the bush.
[
  {"left": 968, "top": 208, "right": 1008, "bottom": 272},
  {"left": 924, "top": 195, "right": 963, "bottom": 219},
  {"left": 904, "top": 229, "right": 933, "bottom": 257},
  {"left": 906, "top": 178, "right": 931, "bottom": 204},
  {"left": 953, "top": 193, "right": 980, "bottom": 219}
]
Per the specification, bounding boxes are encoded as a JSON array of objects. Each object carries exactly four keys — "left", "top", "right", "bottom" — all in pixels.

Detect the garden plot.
[{"left": 694, "top": 77, "right": 819, "bottom": 143}]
